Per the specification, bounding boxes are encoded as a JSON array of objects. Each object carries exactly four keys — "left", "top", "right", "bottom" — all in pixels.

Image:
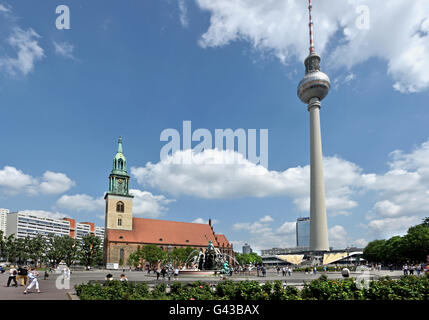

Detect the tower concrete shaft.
[{"left": 308, "top": 98, "right": 329, "bottom": 251}]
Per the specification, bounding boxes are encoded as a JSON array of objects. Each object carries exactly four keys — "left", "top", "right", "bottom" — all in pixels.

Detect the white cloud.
[
  {"left": 131, "top": 149, "right": 364, "bottom": 216},
  {"left": 366, "top": 216, "right": 421, "bottom": 238},
  {"left": 130, "top": 189, "right": 175, "bottom": 218},
  {"left": 53, "top": 41, "right": 77, "bottom": 60},
  {"left": 328, "top": 225, "right": 348, "bottom": 249},
  {"left": 178, "top": 0, "right": 189, "bottom": 28},
  {"left": 19, "top": 209, "right": 69, "bottom": 220},
  {"left": 56, "top": 194, "right": 104, "bottom": 212},
  {"left": 192, "top": 217, "right": 219, "bottom": 225},
  {"left": 56, "top": 189, "right": 174, "bottom": 218},
  {"left": 39, "top": 171, "right": 76, "bottom": 195},
  {"left": 276, "top": 221, "right": 296, "bottom": 234},
  {"left": 0, "top": 166, "right": 74, "bottom": 196},
  {"left": 0, "top": 27, "right": 44, "bottom": 76},
  {"left": 0, "top": 4, "right": 10, "bottom": 12},
  {"left": 195, "top": 0, "right": 429, "bottom": 93}
]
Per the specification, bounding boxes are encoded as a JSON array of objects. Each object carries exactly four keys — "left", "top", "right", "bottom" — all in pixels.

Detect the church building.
[{"left": 104, "top": 138, "right": 234, "bottom": 267}]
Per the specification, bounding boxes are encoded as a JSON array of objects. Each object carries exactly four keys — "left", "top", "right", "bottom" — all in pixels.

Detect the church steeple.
[{"left": 108, "top": 136, "right": 131, "bottom": 196}]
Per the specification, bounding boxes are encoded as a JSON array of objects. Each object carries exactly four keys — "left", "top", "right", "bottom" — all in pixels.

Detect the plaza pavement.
[{"left": 0, "top": 269, "right": 405, "bottom": 300}]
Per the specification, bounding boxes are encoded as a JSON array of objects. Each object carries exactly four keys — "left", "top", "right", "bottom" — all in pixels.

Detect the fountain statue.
[{"left": 181, "top": 240, "right": 240, "bottom": 276}]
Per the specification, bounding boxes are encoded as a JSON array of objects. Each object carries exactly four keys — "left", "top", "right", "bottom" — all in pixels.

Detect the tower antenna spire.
[{"left": 308, "top": 0, "right": 315, "bottom": 54}]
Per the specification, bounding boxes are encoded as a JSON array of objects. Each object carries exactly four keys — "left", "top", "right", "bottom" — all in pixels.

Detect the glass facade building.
[{"left": 296, "top": 217, "right": 310, "bottom": 248}]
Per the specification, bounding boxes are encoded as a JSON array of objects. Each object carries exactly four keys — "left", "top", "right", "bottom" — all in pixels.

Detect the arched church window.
[
  {"left": 118, "top": 159, "right": 123, "bottom": 170},
  {"left": 116, "top": 201, "right": 124, "bottom": 212},
  {"left": 120, "top": 249, "right": 124, "bottom": 262},
  {"left": 118, "top": 218, "right": 122, "bottom": 226}
]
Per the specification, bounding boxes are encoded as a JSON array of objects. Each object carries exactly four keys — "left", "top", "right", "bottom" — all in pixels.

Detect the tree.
[
  {"left": 78, "top": 235, "right": 103, "bottom": 269},
  {"left": 15, "top": 237, "right": 30, "bottom": 265},
  {"left": 0, "top": 231, "right": 5, "bottom": 259},
  {"left": 4, "top": 235, "right": 17, "bottom": 263},
  {"left": 46, "top": 234, "right": 66, "bottom": 267},
  {"left": 362, "top": 239, "right": 386, "bottom": 264},
  {"left": 402, "top": 223, "right": 429, "bottom": 263},
  {"left": 127, "top": 251, "right": 140, "bottom": 268},
  {"left": 139, "top": 244, "right": 165, "bottom": 268},
  {"left": 235, "top": 252, "right": 263, "bottom": 266},
  {"left": 171, "top": 247, "right": 198, "bottom": 267},
  {"left": 62, "top": 236, "right": 78, "bottom": 267},
  {"left": 28, "top": 234, "right": 46, "bottom": 267}
]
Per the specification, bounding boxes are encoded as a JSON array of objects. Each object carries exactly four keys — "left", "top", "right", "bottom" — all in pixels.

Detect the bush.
[{"left": 75, "top": 276, "right": 428, "bottom": 300}]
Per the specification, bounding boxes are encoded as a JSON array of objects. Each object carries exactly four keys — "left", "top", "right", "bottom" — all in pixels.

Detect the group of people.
[
  {"left": 105, "top": 273, "right": 128, "bottom": 281},
  {"left": 277, "top": 266, "right": 293, "bottom": 276},
  {"left": 5, "top": 265, "right": 40, "bottom": 294},
  {"left": 402, "top": 264, "right": 424, "bottom": 276},
  {"left": 153, "top": 267, "right": 180, "bottom": 281},
  {"left": 256, "top": 265, "right": 267, "bottom": 277}
]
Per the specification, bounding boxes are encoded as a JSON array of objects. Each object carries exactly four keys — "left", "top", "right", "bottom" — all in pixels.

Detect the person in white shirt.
[
  {"left": 7, "top": 265, "right": 18, "bottom": 287},
  {"left": 24, "top": 268, "right": 40, "bottom": 294}
]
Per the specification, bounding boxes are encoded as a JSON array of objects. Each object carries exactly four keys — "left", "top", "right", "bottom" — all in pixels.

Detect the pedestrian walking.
[
  {"left": 261, "top": 266, "right": 266, "bottom": 277},
  {"left": 256, "top": 265, "right": 260, "bottom": 277},
  {"left": 403, "top": 264, "right": 408, "bottom": 275},
  {"left": 44, "top": 269, "right": 49, "bottom": 280},
  {"left": 276, "top": 266, "right": 280, "bottom": 275},
  {"left": 174, "top": 268, "right": 179, "bottom": 280},
  {"left": 23, "top": 268, "right": 40, "bottom": 294},
  {"left": 6, "top": 265, "right": 18, "bottom": 287},
  {"left": 287, "top": 267, "right": 292, "bottom": 277},
  {"left": 409, "top": 265, "right": 414, "bottom": 275},
  {"left": 156, "top": 267, "right": 161, "bottom": 280},
  {"left": 416, "top": 265, "right": 422, "bottom": 276},
  {"left": 282, "top": 267, "right": 286, "bottom": 277}
]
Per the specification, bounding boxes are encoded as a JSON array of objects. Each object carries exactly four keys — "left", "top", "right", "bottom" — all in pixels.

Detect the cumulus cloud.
[
  {"left": 18, "top": 209, "right": 69, "bottom": 220},
  {"left": 328, "top": 225, "right": 348, "bottom": 249},
  {"left": 192, "top": 217, "right": 219, "bottom": 225},
  {"left": 56, "top": 189, "right": 174, "bottom": 218},
  {"left": 53, "top": 41, "right": 77, "bottom": 60},
  {"left": 0, "top": 27, "right": 44, "bottom": 76},
  {"left": 130, "top": 189, "right": 175, "bottom": 218},
  {"left": 0, "top": 166, "right": 74, "bottom": 196},
  {"left": 194, "top": 0, "right": 429, "bottom": 93},
  {"left": 56, "top": 194, "right": 104, "bottom": 212},
  {"left": 131, "top": 149, "right": 366, "bottom": 216},
  {"left": 366, "top": 216, "right": 421, "bottom": 239},
  {"left": 39, "top": 171, "right": 76, "bottom": 195},
  {"left": 231, "top": 216, "right": 298, "bottom": 250}
]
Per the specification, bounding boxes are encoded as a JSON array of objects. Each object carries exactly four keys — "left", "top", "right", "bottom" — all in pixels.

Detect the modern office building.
[
  {"left": 296, "top": 217, "right": 310, "bottom": 248},
  {"left": 0, "top": 208, "right": 9, "bottom": 235},
  {"left": 242, "top": 243, "right": 253, "bottom": 254}
]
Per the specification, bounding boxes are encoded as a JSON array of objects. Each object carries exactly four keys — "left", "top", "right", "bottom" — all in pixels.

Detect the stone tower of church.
[{"left": 104, "top": 137, "right": 134, "bottom": 232}]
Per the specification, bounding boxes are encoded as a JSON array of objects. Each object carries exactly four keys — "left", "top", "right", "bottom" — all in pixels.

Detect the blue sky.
[{"left": 1, "top": 0, "right": 429, "bottom": 251}]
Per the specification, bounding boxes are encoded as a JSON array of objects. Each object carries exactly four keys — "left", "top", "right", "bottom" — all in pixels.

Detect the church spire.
[
  {"left": 117, "top": 136, "right": 123, "bottom": 153},
  {"left": 109, "top": 136, "right": 130, "bottom": 196}
]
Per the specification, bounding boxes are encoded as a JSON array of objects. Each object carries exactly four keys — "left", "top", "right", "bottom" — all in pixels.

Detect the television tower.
[{"left": 297, "top": 0, "right": 330, "bottom": 251}]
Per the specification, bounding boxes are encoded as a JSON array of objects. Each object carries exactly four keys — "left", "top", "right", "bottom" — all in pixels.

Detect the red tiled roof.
[
  {"left": 215, "top": 234, "right": 231, "bottom": 248},
  {"left": 107, "top": 218, "right": 221, "bottom": 247}
]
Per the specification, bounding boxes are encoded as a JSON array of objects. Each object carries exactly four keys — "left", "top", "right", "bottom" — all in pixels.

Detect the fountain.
[{"left": 179, "top": 240, "right": 236, "bottom": 276}]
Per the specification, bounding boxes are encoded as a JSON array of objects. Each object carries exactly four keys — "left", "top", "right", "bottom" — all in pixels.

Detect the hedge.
[{"left": 75, "top": 274, "right": 428, "bottom": 300}]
